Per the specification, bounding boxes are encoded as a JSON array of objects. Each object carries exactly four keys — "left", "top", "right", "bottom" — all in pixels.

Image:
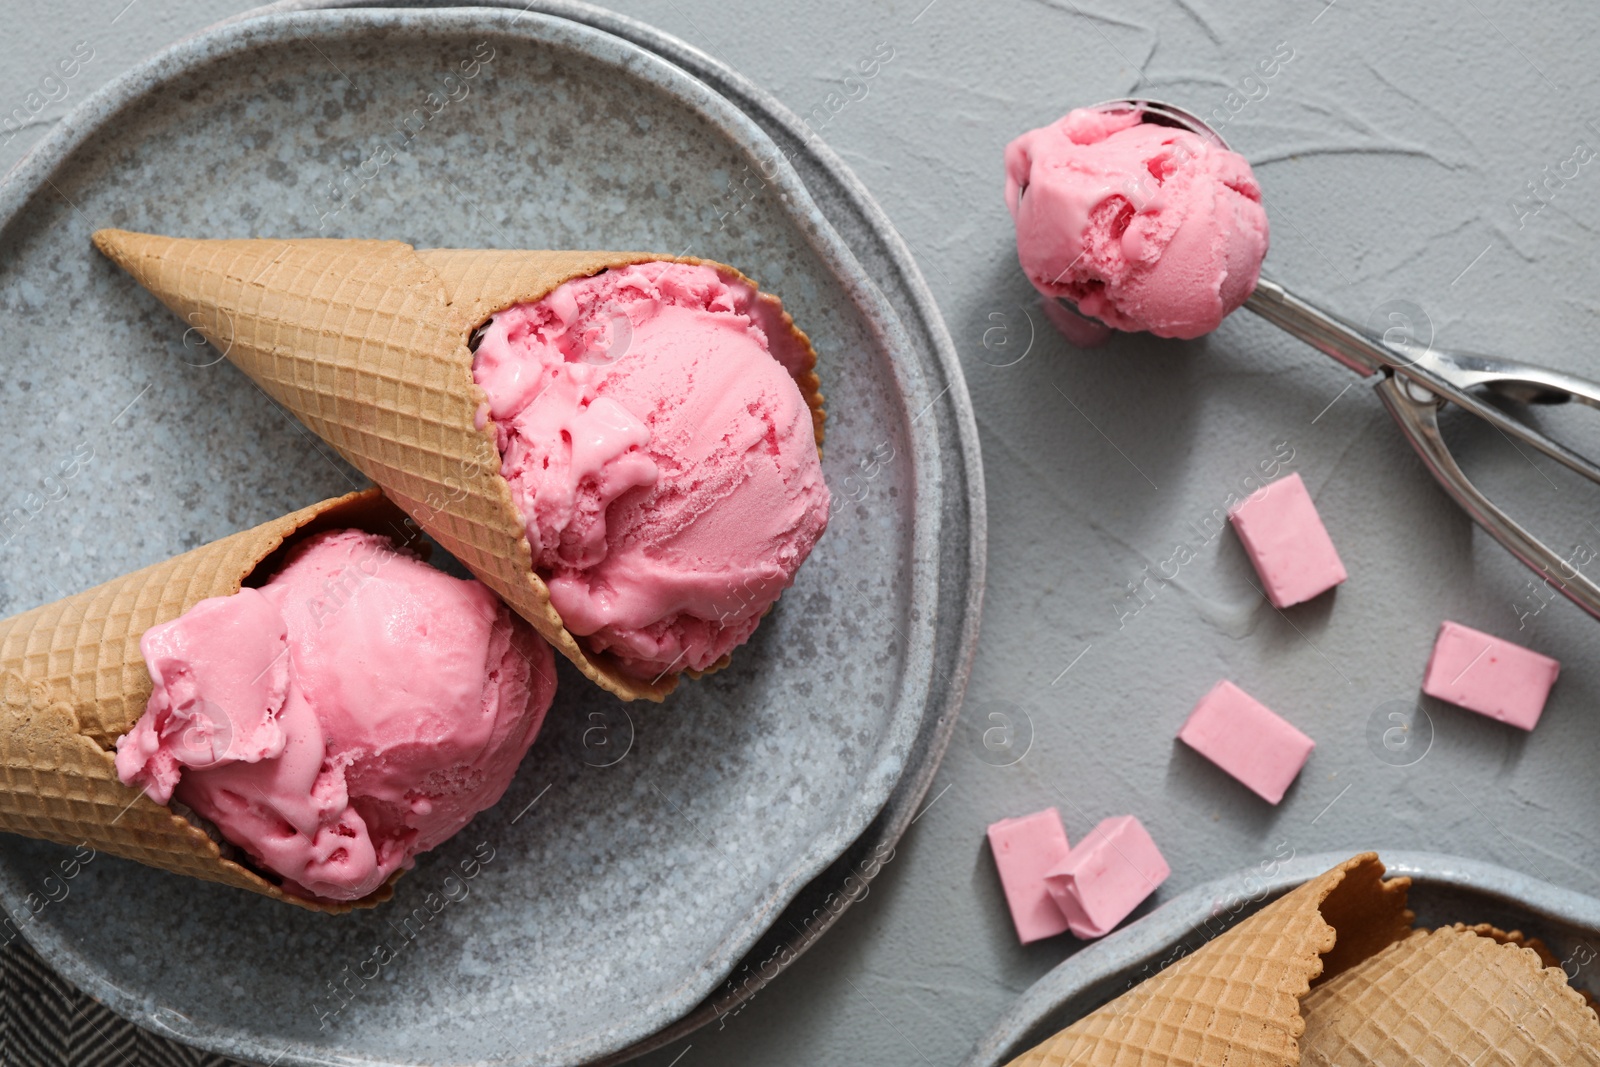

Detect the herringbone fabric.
[{"left": 0, "top": 937, "right": 247, "bottom": 1067}]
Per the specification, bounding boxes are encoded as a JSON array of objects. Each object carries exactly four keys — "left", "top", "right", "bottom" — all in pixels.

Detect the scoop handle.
[
  {"left": 1244, "top": 278, "right": 1386, "bottom": 377},
  {"left": 1247, "top": 277, "right": 1600, "bottom": 485}
]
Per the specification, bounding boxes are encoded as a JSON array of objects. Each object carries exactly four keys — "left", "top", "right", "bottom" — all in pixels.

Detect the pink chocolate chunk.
[
  {"left": 987, "top": 808, "right": 1071, "bottom": 944},
  {"left": 1228, "top": 472, "right": 1347, "bottom": 608},
  {"left": 1178, "top": 680, "right": 1314, "bottom": 804},
  {"left": 1044, "top": 815, "right": 1170, "bottom": 939},
  {"left": 1422, "top": 620, "right": 1560, "bottom": 731}
]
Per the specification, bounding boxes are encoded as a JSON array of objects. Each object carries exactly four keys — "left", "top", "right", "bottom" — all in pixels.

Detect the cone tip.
[{"left": 91, "top": 227, "right": 146, "bottom": 270}]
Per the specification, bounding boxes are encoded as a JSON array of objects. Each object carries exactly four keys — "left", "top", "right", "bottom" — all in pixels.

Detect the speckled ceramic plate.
[
  {"left": 963, "top": 851, "right": 1600, "bottom": 1067},
  {"left": 0, "top": 4, "right": 985, "bottom": 1065}
]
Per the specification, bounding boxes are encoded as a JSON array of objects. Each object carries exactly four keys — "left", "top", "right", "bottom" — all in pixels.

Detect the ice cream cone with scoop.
[
  {"left": 91, "top": 231, "right": 831, "bottom": 701},
  {"left": 0, "top": 489, "right": 557, "bottom": 911}
]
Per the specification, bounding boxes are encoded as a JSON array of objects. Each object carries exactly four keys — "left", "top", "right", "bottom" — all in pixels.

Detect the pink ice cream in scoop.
[
  {"left": 1005, "top": 107, "right": 1269, "bottom": 339},
  {"left": 472, "top": 262, "right": 829, "bottom": 679},
  {"left": 115, "top": 529, "right": 556, "bottom": 902}
]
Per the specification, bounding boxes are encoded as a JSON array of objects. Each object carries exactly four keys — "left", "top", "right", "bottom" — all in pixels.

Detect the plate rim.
[{"left": 0, "top": 4, "right": 988, "bottom": 1066}]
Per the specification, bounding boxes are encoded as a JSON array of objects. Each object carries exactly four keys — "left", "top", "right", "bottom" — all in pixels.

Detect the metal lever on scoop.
[
  {"left": 1374, "top": 374, "right": 1600, "bottom": 616},
  {"left": 1245, "top": 278, "right": 1600, "bottom": 619},
  {"left": 1246, "top": 280, "right": 1600, "bottom": 486}
]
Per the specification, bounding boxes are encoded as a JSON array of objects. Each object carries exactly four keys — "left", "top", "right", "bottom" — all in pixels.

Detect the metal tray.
[
  {"left": 964, "top": 850, "right": 1600, "bottom": 1067},
  {"left": 0, "top": 4, "right": 985, "bottom": 1065}
]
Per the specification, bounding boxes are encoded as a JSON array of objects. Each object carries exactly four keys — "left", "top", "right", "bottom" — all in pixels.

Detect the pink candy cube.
[
  {"left": 1228, "top": 472, "right": 1347, "bottom": 609},
  {"left": 1178, "top": 680, "right": 1315, "bottom": 804},
  {"left": 1044, "top": 815, "right": 1170, "bottom": 939},
  {"left": 1422, "top": 620, "right": 1560, "bottom": 731},
  {"left": 987, "top": 808, "right": 1071, "bottom": 944}
]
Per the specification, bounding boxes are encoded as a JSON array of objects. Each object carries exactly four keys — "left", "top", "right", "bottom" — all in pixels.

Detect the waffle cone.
[
  {"left": 1454, "top": 921, "right": 1561, "bottom": 968},
  {"left": 1300, "top": 925, "right": 1600, "bottom": 1065},
  {"left": 92, "top": 230, "right": 827, "bottom": 701},
  {"left": 1459, "top": 922, "right": 1600, "bottom": 1015},
  {"left": 0, "top": 489, "right": 413, "bottom": 913},
  {"left": 1005, "top": 852, "right": 1414, "bottom": 1067}
]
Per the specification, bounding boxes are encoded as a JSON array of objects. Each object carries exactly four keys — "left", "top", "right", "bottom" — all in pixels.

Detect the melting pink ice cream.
[
  {"left": 115, "top": 529, "right": 556, "bottom": 902},
  {"left": 472, "top": 262, "right": 830, "bottom": 678},
  {"left": 1005, "top": 107, "right": 1270, "bottom": 339}
]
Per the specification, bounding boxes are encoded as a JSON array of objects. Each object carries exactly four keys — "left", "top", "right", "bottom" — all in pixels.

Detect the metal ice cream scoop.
[{"left": 1061, "top": 97, "right": 1600, "bottom": 620}]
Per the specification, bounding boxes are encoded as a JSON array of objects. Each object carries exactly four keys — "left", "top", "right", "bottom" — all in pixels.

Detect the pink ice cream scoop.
[
  {"left": 114, "top": 529, "right": 556, "bottom": 902},
  {"left": 472, "top": 262, "right": 830, "bottom": 679},
  {"left": 1005, "top": 107, "right": 1270, "bottom": 339}
]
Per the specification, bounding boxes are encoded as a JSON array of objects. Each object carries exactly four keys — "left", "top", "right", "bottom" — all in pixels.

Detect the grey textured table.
[{"left": 4, "top": 2, "right": 1600, "bottom": 1065}]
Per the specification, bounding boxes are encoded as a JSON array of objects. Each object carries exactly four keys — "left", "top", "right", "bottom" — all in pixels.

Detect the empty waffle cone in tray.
[{"left": 1004, "top": 852, "right": 1600, "bottom": 1066}]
